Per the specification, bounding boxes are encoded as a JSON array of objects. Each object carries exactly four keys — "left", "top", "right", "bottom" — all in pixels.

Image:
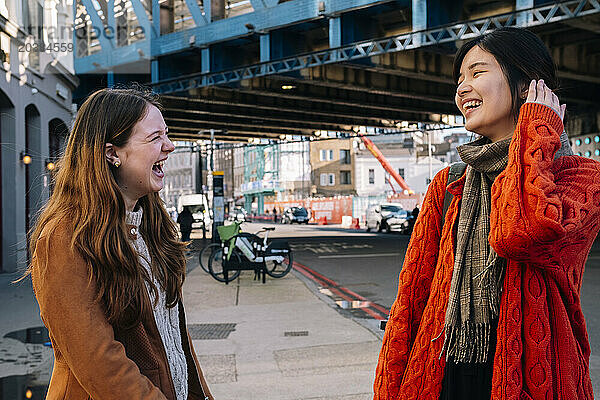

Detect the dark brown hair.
[
  {"left": 453, "top": 27, "right": 558, "bottom": 122},
  {"left": 27, "top": 86, "right": 187, "bottom": 328}
]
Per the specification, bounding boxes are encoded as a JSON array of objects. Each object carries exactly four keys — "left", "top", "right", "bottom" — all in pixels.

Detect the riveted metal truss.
[{"left": 153, "top": 0, "right": 600, "bottom": 94}]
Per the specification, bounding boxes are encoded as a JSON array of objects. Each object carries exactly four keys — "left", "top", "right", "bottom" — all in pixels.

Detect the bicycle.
[
  {"left": 208, "top": 221, "right": 293, "bottom": 284},
  {"left": 198, "top": 242, "right": 222, "bottom": 274}
]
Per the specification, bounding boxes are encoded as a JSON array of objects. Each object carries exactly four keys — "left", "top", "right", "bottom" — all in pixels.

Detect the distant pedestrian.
[
  {"left": 408, "top": 205, "right": 420, "bottom": 232},
  {"left": 272, "top": 207, "right": 278, "bottom": 223},
  {"left": 23, "top": 87, "right": 213, "bottom": 400},
  {"left": 374, "top": 27, "right": 600, "bottom": 400},
  {"left": 177, "top": 206, "right": 194, "bottom": 242},
  {"left": 411, "top": 205, "right": 420, "bottom": 220}
]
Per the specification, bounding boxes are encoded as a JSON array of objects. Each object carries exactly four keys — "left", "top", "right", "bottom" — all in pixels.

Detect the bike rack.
[
  {"left": 221, "top": 235, "right": 268, "bottom": 284},
  {"left": 222, "top": 256, "right": 267, "bottom": 285}
]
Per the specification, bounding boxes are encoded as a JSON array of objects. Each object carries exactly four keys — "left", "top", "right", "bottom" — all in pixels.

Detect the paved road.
[
  {"left": 238, "top": 221, "right": 600, "bottom": 396},
  {"left": 2, "top": 222, "right": 597, "bottom": 398}
]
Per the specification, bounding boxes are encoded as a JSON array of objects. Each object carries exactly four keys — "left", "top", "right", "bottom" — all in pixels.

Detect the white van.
[{"left": 177, "top": 194, "right": 211, "bottom": 229}]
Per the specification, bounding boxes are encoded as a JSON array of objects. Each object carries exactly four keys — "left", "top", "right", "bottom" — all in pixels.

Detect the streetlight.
[
  {"left": 20, "top": 151, "right": 32, "bottom": 165},
  {"left": 46, "top": 159, "right": 56, "bottom": 171}
]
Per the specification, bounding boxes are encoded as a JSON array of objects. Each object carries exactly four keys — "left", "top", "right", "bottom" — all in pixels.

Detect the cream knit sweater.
[{"left": 126, "top": 208, "right": 188, "bottom": 400}]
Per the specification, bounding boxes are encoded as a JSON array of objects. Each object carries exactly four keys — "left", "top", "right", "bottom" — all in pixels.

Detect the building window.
[
  {"left": 576, "top": 139, "right": 582, "bottom": 146},
  {"left": 368, "top": 169, "right": 375, "bottom": 184},
  {"left": 340, "top": 149, "right": 351, "bottom": 164},
  {"left": 320, "top": 173, "right": 335, "bottom": 186},
  {"left": 320, "top": 173, "right": 327, "bottom": 186},
  {"left": 0, "top": 33, "right": 10, "bottom": 65},
  {"left": 595, "top": 149, "right": 600, "bottom": 156},
  {"left": 595, "top": 136, "right": 599, "bottom": 143},
  {"left": 585, "top": 151, "right": 591, "bottom": 157},
  {"left": 340, "top": 171, "right": 351, "bottom": 185},
  {"left": 398, "top": 168, "right": 405, "bottom": 179},
  {"left": 320, "top": 149, "right": 334, "bottom": 161},
  {"left": 585, "top": 137, "right": 591, "bottom": 144}
]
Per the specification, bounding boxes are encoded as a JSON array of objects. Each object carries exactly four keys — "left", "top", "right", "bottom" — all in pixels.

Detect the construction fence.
[{"left": 265, "top": 192, "right": 425, "bottom": 225}]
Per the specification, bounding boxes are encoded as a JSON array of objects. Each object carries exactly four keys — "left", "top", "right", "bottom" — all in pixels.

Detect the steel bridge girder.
[{"left": 152, "top": 0, "right": 600, "bottom": 94}]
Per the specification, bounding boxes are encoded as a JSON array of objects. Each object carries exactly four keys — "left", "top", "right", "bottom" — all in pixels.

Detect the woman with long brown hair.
[{"left": 26, "top": 87, "right": 214, "bottom": 399}]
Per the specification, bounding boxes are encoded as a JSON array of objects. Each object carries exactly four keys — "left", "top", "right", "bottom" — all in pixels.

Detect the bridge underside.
[
  {"left": 72, "top": 0, "right": 600, "bottom": 142},
  {"left": 162, "top": 20, "right": 600, "bottom": 142}
]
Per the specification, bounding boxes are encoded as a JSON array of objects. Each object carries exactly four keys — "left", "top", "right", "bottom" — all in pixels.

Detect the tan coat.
[{"left": 31, "top": 223, "right": 213, "bottom": 400}]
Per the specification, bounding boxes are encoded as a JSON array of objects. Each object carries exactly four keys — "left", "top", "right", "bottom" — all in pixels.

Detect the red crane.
[{"left": 358, "top": 133, "right": 413, "bottom": 194}]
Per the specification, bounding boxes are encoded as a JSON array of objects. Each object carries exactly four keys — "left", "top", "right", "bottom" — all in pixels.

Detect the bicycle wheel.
[
  {"left": 265, "top": 248, "right": 293, "bottom": 278},
  {"left": 199, "top": 243, "right": 221, "bottom": 274},
  {"left": 208, "top": 248, "right": 242, "bottom": 283}
]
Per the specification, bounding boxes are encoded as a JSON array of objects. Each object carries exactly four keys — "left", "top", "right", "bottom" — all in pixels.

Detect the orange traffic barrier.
[{"left": 318, "top": 216, "right": 328, "bottom": 225}]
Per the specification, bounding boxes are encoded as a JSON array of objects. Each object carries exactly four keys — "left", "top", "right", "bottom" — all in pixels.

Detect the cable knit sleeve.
[
  {"left": 373, "top": 167, "right": 447, "bottom": 400},
  {"left": 490, "top": 102, "right": 600, "bottom": 265}
]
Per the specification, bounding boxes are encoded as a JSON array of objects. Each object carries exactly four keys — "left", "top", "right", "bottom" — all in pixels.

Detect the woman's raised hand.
[{"left": 525, "top": 79, "right": 566, "bottom": 121}]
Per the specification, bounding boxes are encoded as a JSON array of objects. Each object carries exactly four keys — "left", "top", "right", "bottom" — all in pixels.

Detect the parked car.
[
  {"left": 282, "top": 207, "right": 309, "bottom": 224},
  {"left": 229, "top": 207, "right": 247, "bottom": 222},
  {"left": 365, "top": 203, "right": 412, "bottom": 234}
]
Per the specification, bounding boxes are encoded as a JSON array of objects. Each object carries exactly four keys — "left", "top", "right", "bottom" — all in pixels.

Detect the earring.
[{"left": 114, "top": 161, "right": 121, "bottom": 168}]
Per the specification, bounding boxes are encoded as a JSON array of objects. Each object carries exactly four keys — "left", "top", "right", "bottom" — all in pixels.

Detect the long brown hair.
[{"left": 26, "top": 86, "right": 187, "bottom": 328}]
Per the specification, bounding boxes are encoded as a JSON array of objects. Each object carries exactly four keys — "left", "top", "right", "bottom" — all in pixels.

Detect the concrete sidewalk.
[{"left": 183, "top": 257, "right": 380, "bottom": 400}]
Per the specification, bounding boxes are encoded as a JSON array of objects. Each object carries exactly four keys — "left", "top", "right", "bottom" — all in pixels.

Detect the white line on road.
[{"left": 318, "top": 253, "right": 401, "bottom": 258}]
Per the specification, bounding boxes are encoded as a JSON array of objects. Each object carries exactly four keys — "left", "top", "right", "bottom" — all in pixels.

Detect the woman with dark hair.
[
  {"left": 25, "top": 87, "right": 214, "bottom": 399},
  {"left": 374, "top": 27, "right": 599, "bottom": 400}
]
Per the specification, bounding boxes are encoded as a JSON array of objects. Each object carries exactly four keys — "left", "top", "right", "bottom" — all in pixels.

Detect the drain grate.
[
  {"left": 188, "top": 323, "right": 236, "bottom": 340},
  {"left": 284, "top": 331, "right": 309, "bottom": 337}
]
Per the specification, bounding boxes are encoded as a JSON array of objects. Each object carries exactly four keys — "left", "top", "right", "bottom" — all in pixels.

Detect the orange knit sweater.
[{"left": 373, "top": 103, "right": 600, "bottom": 400}]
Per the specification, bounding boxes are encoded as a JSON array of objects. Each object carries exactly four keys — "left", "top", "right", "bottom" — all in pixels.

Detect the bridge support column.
[
  {"left": 412, "top": 0, "right": 426, "bottom": 46},
  {"left": 260, "top": 33, "right": 270, "bottom": 62},
  {"left": 329, "top": 16, "right": 341, "bottom": 62},
  {"left": 260, "top": 33, "right": 270, "bottom": 74},
  {"left": 516, "top": 0, "right": 534, "bottom": 26},
  {"left": 151, "top": 60, "right": 159, "bottom": 83}
]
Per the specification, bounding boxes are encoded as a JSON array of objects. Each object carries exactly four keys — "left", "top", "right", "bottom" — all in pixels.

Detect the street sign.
[{"left": 213, "top": 171, "right": 225, "bottom": 223}]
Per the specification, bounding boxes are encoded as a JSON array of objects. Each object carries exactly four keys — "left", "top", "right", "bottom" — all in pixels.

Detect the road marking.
[
  {"left": 318, "top": 253, "right": 400, "bottom": 259},
  {"left": 293, "top": 262, "right": 389, "bottom": 320}
]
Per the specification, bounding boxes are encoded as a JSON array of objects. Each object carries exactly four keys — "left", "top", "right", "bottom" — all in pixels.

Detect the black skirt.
[{"left": 439, "top": 320, "right": 498, "bottom": 400}]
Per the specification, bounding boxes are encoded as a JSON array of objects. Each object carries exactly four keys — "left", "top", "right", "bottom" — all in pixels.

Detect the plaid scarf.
[
  {"left": 440, "top": 136, "right": 510, "bottom": 364},
  {"left": 439, "top": 128, "right": 572, "bottom": 364}
]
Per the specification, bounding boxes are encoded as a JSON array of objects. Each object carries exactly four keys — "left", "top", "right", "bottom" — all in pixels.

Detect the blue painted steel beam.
[
  {"left": 329, "top": 16, "right": 341, "bottom": 48},
  {"left": 183, "top": 0, "right": 208, "bottom": 26},
  {"left": 75, "top": 0, "right": 392, "bottom": 74},
  {"left": 79, "top": 0, "right": 113, "bottom": 51},
  {"left": 107, "top": 0, "right": 116, "bottom": 46},
  {"left": 202, "top": 48, "right": 210, "bottom": 73},
  {"left": 260, "top": 33, "right": 270, "bottom": 62},
  {"left": 75, "top": 39, "right": 151, "bottom": 74},
  {"left": 152, "top": 0, "right": 600, "bottom": 94},
  {"left": 249, "top": 0, "right": 266, "bottom": 10},
  {"left": 130, "top": 0, "right": 155, "bottom": 38},
  {"left": 517, "top": 0, "right": 535, "bottom": 25},
  {"left": 152, "top": 59, "right": 159, "bottom": 81}
]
